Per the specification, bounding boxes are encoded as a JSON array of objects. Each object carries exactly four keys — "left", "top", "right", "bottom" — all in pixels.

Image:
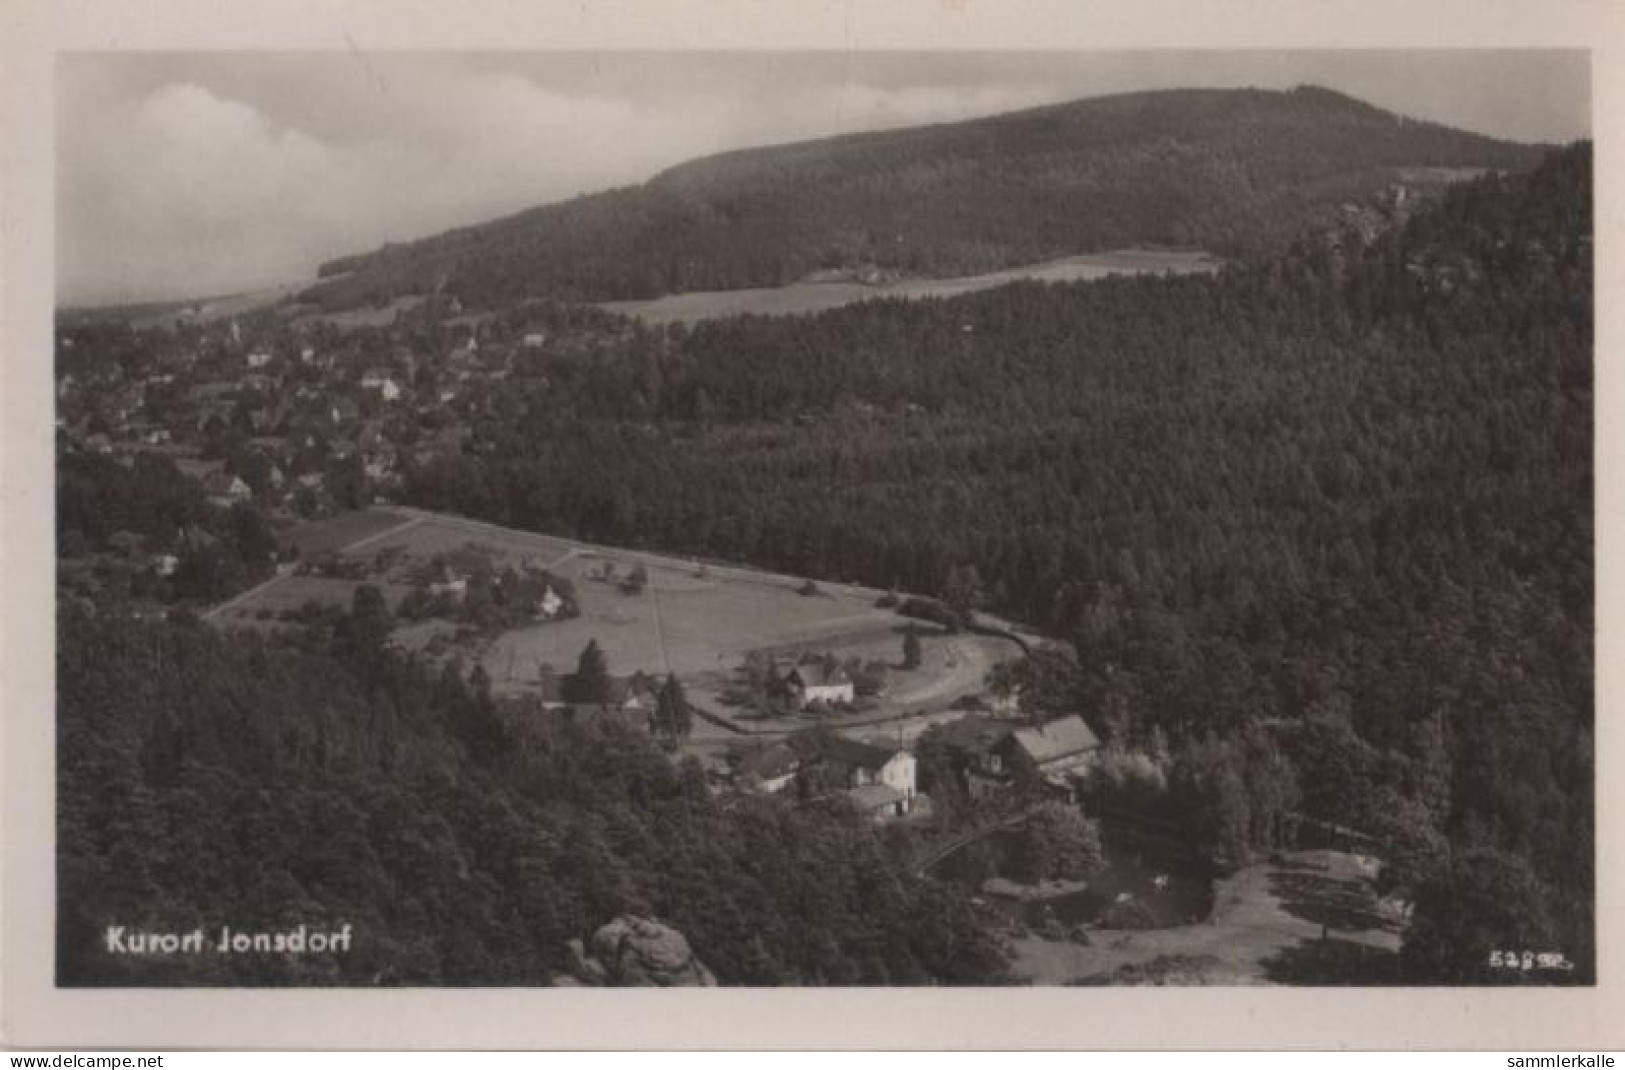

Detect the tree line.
[
  {"left": 402, "top": 144, "right": 1593, "bottom": 982},
  {"left": 303, "top": 86, "right": 1540, "bottom": 309},
  {"left": 57, "top": 596, "right": 1006, "bottom": 985}
]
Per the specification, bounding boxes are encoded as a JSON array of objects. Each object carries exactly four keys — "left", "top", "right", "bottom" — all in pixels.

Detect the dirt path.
[
  {"left": 886, "top": 636, "right": 1010, "bottom": 709},
  {"left": 205, "top": 514, "right": 424, "bottom": 622},
  {"left": 1007, "top": 850, "right": 1406, "bottom": 985},
  {"left": 391, "top": 507, "right": 890, "bottom": 603}
]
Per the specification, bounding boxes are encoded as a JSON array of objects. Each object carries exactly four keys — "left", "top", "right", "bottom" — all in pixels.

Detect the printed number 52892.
[{"left": 1488, "top": 950, "right": 1572, "bottom": 970}]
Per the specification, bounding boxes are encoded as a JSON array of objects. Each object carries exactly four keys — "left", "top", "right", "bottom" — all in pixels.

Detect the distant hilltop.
[{"left": 302, "top": 85, "right": 1545, "bottom": 313}]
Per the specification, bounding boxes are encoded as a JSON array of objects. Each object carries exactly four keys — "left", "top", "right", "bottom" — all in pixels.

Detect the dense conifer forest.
[
  {"left": 305, "top": 87, "right": 1542, "bottom": 308},
  {"left": 55, "top": 126, "right": 1592, "bottom": 986},
  {"left": 397, "top": 144, "right": 1593, "bottom": 981},
  {"left": 58, "top": 606, "right": 1006, "bottom": 985}
]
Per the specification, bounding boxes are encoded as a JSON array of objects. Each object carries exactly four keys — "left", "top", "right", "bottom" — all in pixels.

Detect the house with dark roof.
[
  {"left": 845, "top": 784, "right": 911, "bottom": 821},
  {"left": 733, "top": 741, "right": 802, "bottom": 794},
  {"left": 998, "top": 715, "right": 1102, "bottom": 788},
  {"left": 938, "top": 713, "right": 1102, "bottom": 801},
  {"left": 787, "top": 730, "right": 917, "bottom": 819},
  {"left": 360, "top": 367, "right": 402, "bottom": 401},
  {"left": 780, "top": 660, "right": 855, "bottom": 709},
  {"left": 202, "top": 470, "right": 252, "bottom": 509},
  {"left": 536, "top": 672, "right": 658, "bottom": 727}
]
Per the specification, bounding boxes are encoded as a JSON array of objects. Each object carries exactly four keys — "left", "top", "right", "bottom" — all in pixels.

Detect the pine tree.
[
  {"left": 901, "top": 628, "right": 922, "bottom": 670},
  {"left": 942, "top": 563, "right": 985, "bottom": 625},
  {"left": 655, "top": 674, "right": 692, "bottom": 743},
  {"left": 565, "top": 639, "right": 612, "bottom": 705}
]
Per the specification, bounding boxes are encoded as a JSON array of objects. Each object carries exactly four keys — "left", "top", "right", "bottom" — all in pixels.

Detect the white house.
[
  {"left": 846, "top": 784, "right": 910, "bottom": 822},
  {"left": 788, "top": 732, "right": 918, "bottom": 820},
  {"left": 784, "top": 662, "right": 855, "bottom": 709},
  {"left": 204, "top": 471, "right": 252, "bottom": 508},
  {"left": 874, "top": 748, "right": 918, "bottom": 800},
  {"left": 361, "top": 368, "right": 403, "bottom": 402},
  {"left": 736, "top": 741, "right": 801, "bottom": 794},
  {"left": 428, "top": 576, "right": 468, "bottom": 602},
  {"left": 843, "top": 749, "right": 916, "bottom": 821},
  {"left": 538, "top": 585, "right": 564, "bottom": 619}
]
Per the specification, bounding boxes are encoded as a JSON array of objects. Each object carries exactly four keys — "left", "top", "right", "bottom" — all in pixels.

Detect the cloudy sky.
[{"left": 57, "top": 50, "right": 1589, "bottom": 305}]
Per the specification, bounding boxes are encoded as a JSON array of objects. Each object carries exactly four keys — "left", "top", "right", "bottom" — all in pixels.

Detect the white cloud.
[
  {"left": 61, "top": 82, "right": 351, "bottom": 302},
  {"left": 58, "top": 68, "right": 748, "bottom": 303}
]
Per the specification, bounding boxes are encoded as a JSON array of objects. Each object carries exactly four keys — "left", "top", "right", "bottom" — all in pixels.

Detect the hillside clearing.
[
  {"left": 598, "top": 249, "right": 1222, "bottom": 325},
  {"left": 1008, "top": 850, "right": 1406, "bottom": 985}
]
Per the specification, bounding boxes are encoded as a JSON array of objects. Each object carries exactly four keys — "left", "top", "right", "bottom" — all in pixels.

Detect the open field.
[
  {"left": 354, "top": 516, "right": 579, "bottom": 570},
  {"left": 680, "top": 627, "right": 1019, "bottom": 739},
  {"left": 482, "top": 552, "right": 903, "bottom": 683},
  {"left": 285, "top": 294, "right": 428, "bottom": 331},
  {"left": 211, "top": 574, "right": 417, "bottom": 625},
  {"left": 218, "top": 508, "right": 1015, "bottom": 716},
  {"left": 1007, "top": 850, "right": 1407, "bottom": 985},
  {"left": 276, "top": 508, "right": 416, "bottom": 557},
  {"left": 120, "top": 283, "right": 302, "bottom": 331},
  {"left": 597, "top": 249, "right": 1223, "bottom": 325}
]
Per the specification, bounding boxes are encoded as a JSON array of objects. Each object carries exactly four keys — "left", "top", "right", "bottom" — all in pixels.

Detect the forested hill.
[
  {"left": 404, "top": 143, "right": 1593, "bottom": 980},
  {"left": 58, "top": 607, "right": 1006, "bottom": 985},
  {"left": 304, "top": 86, "right": 1542, "bottom": 309}
]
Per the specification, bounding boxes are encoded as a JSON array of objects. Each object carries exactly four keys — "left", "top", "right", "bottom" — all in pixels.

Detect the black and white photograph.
[{"left": 2, "top": 0, "right": 1618, "bottom": 1050}]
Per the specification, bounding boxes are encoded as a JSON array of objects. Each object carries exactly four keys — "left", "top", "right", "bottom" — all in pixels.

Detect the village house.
[
  {"left": 203, "top": 470, "right": 253, "bottom": 509},
  {"left": 787, "top": 731, "right": 918, "bottom": 820},
  {"left": 845, "top": 783, "right": 914, "bottom": 822},
  {"left": 942, "top": 713, "right": 1102, "bottom": 801},
  {"left": 363, "top": 452, "right": 397, "bottom": 483},
  {"left": 1000, "top": 715, "right": 1102, "bottom": 786},
  {"left": 536, "top": 672, "right": 659, "bottom": 732},
  {"left": 537, "top": 585, "right": 564, "bottom": 620},
  {"left": 733, "top": 741, "right": 802, "bottom": 794},
  {"left": 779, "top": 659, "right": 855, "bottom": 709},
  {"left": 134, "top": 424, "right": 172, "bottom": 446},
  {"left": 361, "top": 368, "right": 404, "bottom": 402},
  {"left": 427, "top": 575, "right": 468, "bottom": 602}
]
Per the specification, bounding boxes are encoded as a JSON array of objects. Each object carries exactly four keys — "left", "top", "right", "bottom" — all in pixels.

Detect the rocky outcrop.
[{"left": 562, "top": 915, "right": 717, "bottom": 987}]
